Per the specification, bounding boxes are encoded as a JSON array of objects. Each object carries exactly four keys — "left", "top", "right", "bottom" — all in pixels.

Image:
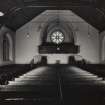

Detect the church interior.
[{"left": 0, "top": 0, "right": 105, "bottom": 105}]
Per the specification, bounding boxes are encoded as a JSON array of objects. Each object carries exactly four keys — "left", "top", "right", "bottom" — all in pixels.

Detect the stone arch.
[
  {"left": 6, "top": 33, "right": 13, "bottom": 61},
  {"left": 2, "top": 33, "right": 13, "bottom": 61}
]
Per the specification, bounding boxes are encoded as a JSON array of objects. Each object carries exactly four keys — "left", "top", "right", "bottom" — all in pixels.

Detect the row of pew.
[
  {"left": 1, "top": 63, "right": 105, "bottom": 85},
  {"left": 0, "top": 66, "right": 59, "bottom": 105},
  {"left": 0, "top": 64, "right": 34, "bottom": 85},
  {"left": 0, "top": 65, "right": 105, "bottom": 105},
  {"left": 77, "top": 64, "right": 105, "bottom": 78},
  {"left": 0, "top": 55, "right": 48, "bottom": 85}
]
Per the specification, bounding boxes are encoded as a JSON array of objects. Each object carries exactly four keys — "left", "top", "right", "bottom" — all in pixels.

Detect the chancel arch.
[
  {"left": 40, "top": 18, "right": 76, "bottom": 44},
  {"left": 39, "top": 18, "right": 79, "bottom": 54}
]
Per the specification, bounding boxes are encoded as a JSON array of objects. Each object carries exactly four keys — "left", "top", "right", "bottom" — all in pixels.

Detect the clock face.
[{"left": 50, "top": 31, "right": 64, "bottom": 44}]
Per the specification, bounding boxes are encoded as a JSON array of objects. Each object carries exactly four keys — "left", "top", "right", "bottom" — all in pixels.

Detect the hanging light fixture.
[{"left": 0, "top": 11, "right": 4, "bottom": 16}]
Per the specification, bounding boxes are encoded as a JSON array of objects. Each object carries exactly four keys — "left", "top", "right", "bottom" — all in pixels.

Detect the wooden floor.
[{"left": 0, "top": 65, "right": 105, "bottom": 105}]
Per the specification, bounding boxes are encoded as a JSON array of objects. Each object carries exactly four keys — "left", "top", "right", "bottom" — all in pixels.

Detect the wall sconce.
[
  {"left": 88, "top": 25, "right": 91, "bottom": 38},
  {"left": 26, "top": 26, "right": 30, "bottom": 38},
  {"left": 26, "top": 34, "right": 30, "bottom": 38}
]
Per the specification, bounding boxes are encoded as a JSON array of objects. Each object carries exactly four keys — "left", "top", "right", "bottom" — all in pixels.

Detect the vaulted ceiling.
[{"left": 0, "top": 0, "right": 105, "bottom": 32}]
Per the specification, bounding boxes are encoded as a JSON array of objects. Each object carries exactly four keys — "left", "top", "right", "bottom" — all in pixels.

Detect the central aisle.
[{"left": 0, "top": 65, "right": 105, "bottom": 105}]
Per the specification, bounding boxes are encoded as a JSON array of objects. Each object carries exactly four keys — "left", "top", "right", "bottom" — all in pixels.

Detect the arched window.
[
  {"left": 3, "top": 35, "right": 10, "bottom": 61},
  {"left": 50, "top": 30, "right": 65, "bottom": 44}
]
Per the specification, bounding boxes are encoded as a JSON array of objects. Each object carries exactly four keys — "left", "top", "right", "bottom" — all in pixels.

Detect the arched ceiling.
[{"left": 0, "top": 0, "right": 105, "bottom": 32}]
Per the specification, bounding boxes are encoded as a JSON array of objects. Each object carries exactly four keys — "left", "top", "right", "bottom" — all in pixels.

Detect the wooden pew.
[{"left": 0, "top": 64, "right": 34, "bottom": 85}]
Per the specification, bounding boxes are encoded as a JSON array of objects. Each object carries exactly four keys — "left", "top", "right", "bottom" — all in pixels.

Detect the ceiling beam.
[
  {"left": 23, "top": 0, "right": 96, "bottom": 8},
  {"left": 11, "top": 0, "right": 24, "bottom": 7},
  {"left": 95, "top": 0, "right": 105, "bottom": 7}
]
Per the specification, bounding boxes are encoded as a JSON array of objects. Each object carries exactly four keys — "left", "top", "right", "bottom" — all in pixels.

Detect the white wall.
[{"left": 16, "top": 10, "right": 99, "bottom": 64}]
